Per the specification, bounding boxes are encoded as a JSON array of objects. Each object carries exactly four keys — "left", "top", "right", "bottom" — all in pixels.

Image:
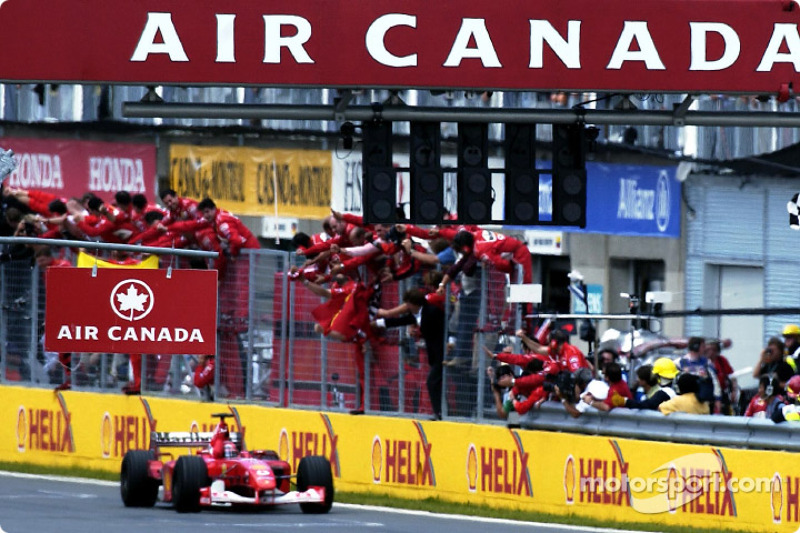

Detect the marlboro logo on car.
[{"left": 44, "top": 268, "right": 218, "bottom": 355}]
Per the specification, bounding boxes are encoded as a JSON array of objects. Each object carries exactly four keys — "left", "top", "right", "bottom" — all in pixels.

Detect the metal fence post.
[
  {"left": 278, "top": 251, "right": 290, "bottom": 407},
  {"left": 321, "top": 333, "right": 329, "bottom": 409},
  {"left": 285, "top": 266, "right": 294, "bottom": 407},
  {"left": 213, "top": 284, "right": 222, "bottom": 402},
  {"left": 29, "top": 264, "right": 40, "bottom": 385},
  {"left": 475, "top": 265, "right": 488, "bottom": 422},
  {"left": 245, "top": 250, "right": 256, "bottom": 401},
  {"left": 0, "top": 263, "right": 7, "bottom": 382},
  {"left": 441, "top": 282, "right": 450, "bottom": 419},
  {"left": 363, "top": 345, "right": 370, "bottom": 412}
]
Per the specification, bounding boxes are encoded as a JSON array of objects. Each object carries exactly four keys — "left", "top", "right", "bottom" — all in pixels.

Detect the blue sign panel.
[
  {"left": 527, "top": 163, "right": 680, "bottom": 238},
  {"left": 572, "top": 284, "right": 604, "bottom": 314}
]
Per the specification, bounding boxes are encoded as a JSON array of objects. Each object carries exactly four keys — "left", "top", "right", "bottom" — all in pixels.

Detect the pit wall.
[{"left": 2, "top": 385, "right": 796, "bottom": 532}]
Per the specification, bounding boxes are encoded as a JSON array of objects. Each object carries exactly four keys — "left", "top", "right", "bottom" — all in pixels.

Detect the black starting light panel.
[
  {"left": 457, "top": 123, "right": 492, "bottom": 225},
  {"left": 362, "top": 120, "right": 399, "bottom": 224},
  {"left": 409, "top": 122, "right": 444, "bottom": 224},
  {"left": 360, "top": 120, "right": 588, "bottom": 227},
  {"left": 550, "top": 124, "right": 588, "bottom": 228},
  {"left": 504, "top": 123, "right": 538, "bottom": 225}
]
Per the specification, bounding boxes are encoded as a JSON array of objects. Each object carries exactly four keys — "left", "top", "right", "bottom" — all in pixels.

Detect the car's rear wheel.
[
  {"left": 120, "top": 450, "right": 159, "bottom": 507},
  {"left": 297, "top": 455, "right": 334, "bottom": 514},
  {"left": 172, "top": 455, "right": 208, "bottom": 513}
]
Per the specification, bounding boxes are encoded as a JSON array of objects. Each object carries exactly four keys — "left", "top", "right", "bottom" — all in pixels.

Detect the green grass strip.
[{"left": 0, "top": 461, "right": 751, "bottom": 533}]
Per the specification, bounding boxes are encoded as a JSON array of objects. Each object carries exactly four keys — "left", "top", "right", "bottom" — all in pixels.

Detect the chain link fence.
[{"left": 1, "top": 244, "right": 529, "bottom": 423}]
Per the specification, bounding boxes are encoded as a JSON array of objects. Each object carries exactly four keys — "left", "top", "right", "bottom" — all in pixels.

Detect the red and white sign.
[
  {"left": 44, "top": 268, "right": 218, "bottom": 355},
  {"left": 0, "top": 0, "right": 798, "bottom": 95},
  {"left": 0, "top": 138, "right": 156, "bottom": 204}
]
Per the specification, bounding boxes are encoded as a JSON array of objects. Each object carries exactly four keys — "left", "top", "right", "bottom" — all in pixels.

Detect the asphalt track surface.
[{"left": 0, "top": 472, "right": 652, "bottom": 533}]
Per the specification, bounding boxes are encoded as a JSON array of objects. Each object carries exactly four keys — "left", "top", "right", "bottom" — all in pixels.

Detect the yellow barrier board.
[
  {"left": 169, "top": 144, "right": 332, "bottom": 219},
  {"left": 2, "top": 385, "right": 796, "bottom": 532}
]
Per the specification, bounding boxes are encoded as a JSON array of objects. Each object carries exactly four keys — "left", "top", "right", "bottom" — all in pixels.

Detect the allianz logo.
[{"left": 616, "top": 171, "right": 671, "bottom": 232}]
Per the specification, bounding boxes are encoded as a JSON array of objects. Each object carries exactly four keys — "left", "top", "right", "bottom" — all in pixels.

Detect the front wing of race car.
[{"left": 199, "top": 480, "right": 326, "bottom": 507}]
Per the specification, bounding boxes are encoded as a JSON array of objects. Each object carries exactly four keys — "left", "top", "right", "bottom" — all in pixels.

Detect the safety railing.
[{"left": 520, "top": 403, "right": 800, "bottom": 452}]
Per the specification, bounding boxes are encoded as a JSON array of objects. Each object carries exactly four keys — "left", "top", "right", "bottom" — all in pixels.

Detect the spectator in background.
[
  {"left": 783, "top": 324, "right": 800, "bottom": 371},
  {"left": 675, "top": 336, "right": 721, "bottom": 414},
  {"left": 659, "top": 373, "right": 711, "bottom": 415},
  {"left": 112, "top": 190, "right": 134, "bottom": 224},
  {"left": 402, "top": 237, "right": 457, "bottom": 268},
  {"left": 705, "top": 339, "right": 738, "bottom": 415},
  {"left": 436, "top": 231, "right": 483, "bottom": 417},
  {"left": 561, "top": 367, "right": 609, "bottom": 418},
  {"left": 744, "top": 375, "right": 784, "bottom": 418},
  {"left": 130, "top": 193, "right": 166, "bottom": 233},
  {"left": 159, "top": 188, "right": 200, "bottom": 223},
  {"left": 193, "top": 354, "right": 215, "bottom": 401},
  {"left": 374, "top": 288, "right": 446, "bottom": 420},
  {"left": 482, "top": 344, "right": 554, "bottom": 415},
  {"left": 772, "top": 375, "right": 800, "bottom": 423},
  {"left": 195, "top": 198, "right": 260, "bottom": 261},
  {"left": 487, "top": 363, "right": 516, "bottom": 420},
  {"left": 585, "top": 362, "right": 634, "bottom": 413},
  {"left": 753, "top": 336, "right": 785, "bottom": 379},
  {"left": 77, "top": 196, "right": 140, "bottom": 243},
  {"left": 549, "top": 329, "right": 592, "bottom": 374},
  {"left": 621, "top": 361, "right": 678, "bottom": 411},
  {"left": 595, "top": 344, "right": 622, "bottom": 380},
  {"left": 162, "top": 197, "right": 259, "bottom": 398},
  {"left": 602, "top": 362, "right": 632, "bottom": 409}
]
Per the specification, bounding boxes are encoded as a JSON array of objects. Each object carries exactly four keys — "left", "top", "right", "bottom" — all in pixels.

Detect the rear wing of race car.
[{"left": 150, "top": 431, "right": 245, "bottom": 451}]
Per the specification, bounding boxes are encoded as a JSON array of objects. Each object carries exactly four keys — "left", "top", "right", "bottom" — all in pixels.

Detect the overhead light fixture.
[
  {"left": 140, "top": 86, "right": 164, "bottom": 103},
  {"left": 340, "top": 121, "right": 356, "bottom": 150},
  {"left": 614, "top": 95, "right": 637, "bottom": 111}
]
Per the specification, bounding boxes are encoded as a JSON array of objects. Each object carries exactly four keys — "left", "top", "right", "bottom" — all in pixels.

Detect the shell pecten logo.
[
  {"left": 466, "top": 444, "right": 478, "bottom": 492},
  {"left": 771, "top": 472, "right": 783, "bottom": 524},
  {"left": 279, "top": 429, "right": 289, "bottom": 463},
  {"left": 101, "top": 412, "right": 113, "bottom": 458},
  {"left": 564, "top": 455, "right": 576, "bottom": 504},
  {"left": 371, "top": 436, "right": 382, "bottom": 483},
  {"left": 16, "top": 406, "right": 26, "bottom": 453}
]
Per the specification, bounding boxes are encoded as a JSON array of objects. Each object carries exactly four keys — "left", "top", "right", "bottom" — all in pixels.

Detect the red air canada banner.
[
  {"left": 0, "top": 0, "right": 798, "bottom": 94},
  {"left": 44, "top": 268, "right": 218, "bottom": 355},
  {"left": 0, "top": 137, "right": 156, "bottom": 204}
]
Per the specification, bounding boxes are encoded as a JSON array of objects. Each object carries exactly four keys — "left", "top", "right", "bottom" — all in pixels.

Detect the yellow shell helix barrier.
[{"left": 2, "top": 384, "right": 797, "bottom": 532}]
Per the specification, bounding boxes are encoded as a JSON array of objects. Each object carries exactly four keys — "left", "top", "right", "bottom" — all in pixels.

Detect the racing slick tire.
[
  {"left": 297, "top": 455, "right": 334, "bottom": 514},
  {"left": 172, "top": 455, "right": 209, "bottom": 513},
  {"left": 120, "top": 450, "right": 159, "bottom": 507}
]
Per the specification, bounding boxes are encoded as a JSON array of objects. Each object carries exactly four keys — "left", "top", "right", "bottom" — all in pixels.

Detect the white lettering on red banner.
[
  {"left": 0, "top": 137, "right": 155, "bottom": 204},
  {"left": 0, "top": 1, "right": 798, "bottom": 94},
  {"left": 10, "top": 153, "right": 64, "bottom": 190},
  {"left": 88, "top": 157, "right": 146, "bottom": 193},
  {"left": 45, "top": 269, "right": 217, "bottom": 355}
]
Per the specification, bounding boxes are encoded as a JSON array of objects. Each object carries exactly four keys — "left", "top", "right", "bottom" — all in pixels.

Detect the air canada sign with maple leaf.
[{"left": 44, "top": 268, "right": 217, "bottom": 355}]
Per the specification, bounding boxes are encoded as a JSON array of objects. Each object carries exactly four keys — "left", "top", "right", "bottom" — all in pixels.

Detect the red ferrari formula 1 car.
[{"left": 120, "top": 413, "right": 333, "bottom": 513}]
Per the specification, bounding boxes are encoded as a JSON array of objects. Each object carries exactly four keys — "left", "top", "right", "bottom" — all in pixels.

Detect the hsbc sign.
[
  {"left": 0, "top": 0, "right": 799, "bottom": 94},
  {"left": 44, "top": 268, "right": 217, "bottom": 355}
]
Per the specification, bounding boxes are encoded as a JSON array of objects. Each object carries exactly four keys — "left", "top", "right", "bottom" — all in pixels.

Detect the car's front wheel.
[
  {"left": 120, "top": 450, "right": 158, "bottom": 507},
  {"left": 172, "top": 456, "right": 208, "bottom": 513},
  {"left": 297, "top": 455, "right": 334, "bottom": 514}
]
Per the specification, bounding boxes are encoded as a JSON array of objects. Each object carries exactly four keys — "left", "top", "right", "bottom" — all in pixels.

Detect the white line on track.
[{"left": 0, "top": 471, "right": 654, "bottom": 533}]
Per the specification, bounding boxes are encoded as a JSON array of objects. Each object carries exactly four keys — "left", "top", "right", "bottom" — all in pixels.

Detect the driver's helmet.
[{"left": 223, "top": 441, "right": 237, "bottom": 459}]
